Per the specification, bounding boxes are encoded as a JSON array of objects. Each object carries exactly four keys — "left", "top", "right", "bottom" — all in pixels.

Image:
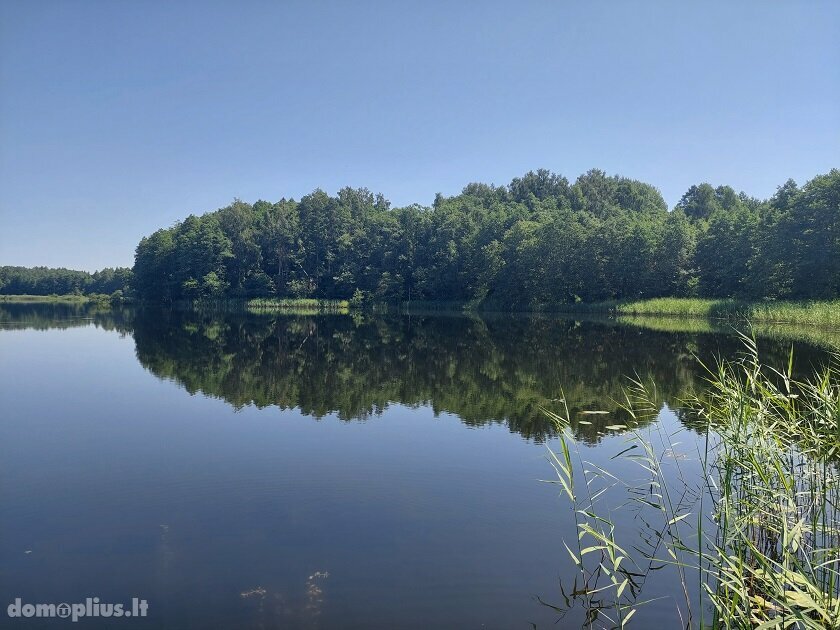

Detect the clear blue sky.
[{"left": 1, "top": 1, "right": 838, "bottom": 270}]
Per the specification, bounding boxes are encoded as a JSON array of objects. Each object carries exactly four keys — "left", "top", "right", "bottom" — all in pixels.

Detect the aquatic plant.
[{"left": 545, "top": 335, "right": 840, "bottom": 628}]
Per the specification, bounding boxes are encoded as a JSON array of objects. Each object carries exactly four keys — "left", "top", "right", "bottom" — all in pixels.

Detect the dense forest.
[
  {"left": 131, "top": 168, "right": 840, "bottom": 306},
  {"left": 5, "top": 169, "right": 837, "bottom": 306},
  {"left": 0, "top": 265, "right": 133, "bottom": 296}
]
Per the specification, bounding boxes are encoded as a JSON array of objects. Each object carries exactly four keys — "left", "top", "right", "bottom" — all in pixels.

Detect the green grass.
[
  {"left": 246, "top": 298, "right": 350, "bottom": 313},
  {"left": 556, "top": 298, "right": 840, "bottom": 328},
  {"left": 544, "top": 337, "right": 840, "bottom": 628},
  {"left": 398, "top": 298, "right": 840, "bottom": 327}
]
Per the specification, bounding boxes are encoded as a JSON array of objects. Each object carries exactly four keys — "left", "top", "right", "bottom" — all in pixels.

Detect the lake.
[{"left": 0, "top": 303, "right": 834, "bottom": 628}]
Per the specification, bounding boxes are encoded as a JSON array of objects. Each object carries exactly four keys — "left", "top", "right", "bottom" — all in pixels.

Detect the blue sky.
[{"left": 1, "top": 1, "right": 838, "bottom": 270}]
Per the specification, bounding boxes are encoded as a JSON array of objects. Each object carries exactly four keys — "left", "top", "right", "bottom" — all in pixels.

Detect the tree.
[
  {"left": 134, "top": 229, "right": 176, "bottom": 301},
  {"left": 128, "top": 169, "right": 840, "bottom": 305},
  {"left": 257, "top": 199, "right": 299, "bottom": 294},
  {"left": 676, "top": 183, "right": 721, "bottom": 221}
]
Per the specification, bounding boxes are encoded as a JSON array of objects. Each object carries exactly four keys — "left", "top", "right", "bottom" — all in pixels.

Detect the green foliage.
[
  {"left": 201, "top": 271, "right": 227, "bottom": 297},
  {"left": 557, "top": 297, "right": 840, "bottom": 328},
  {"left": 128, "top": 169, "right": 840, "bottom": 305},
  {"left": 545, "top": 339, "right": 840, "bottom": 628},
  {"left": 751, "top": 171, "right": 840, "bottom": 300},
  {"left": 0, "top": 266, "right": 133, "bottom": 297},
  {"left": 246, "top": 298, "right": 349, "bottom": 313}
]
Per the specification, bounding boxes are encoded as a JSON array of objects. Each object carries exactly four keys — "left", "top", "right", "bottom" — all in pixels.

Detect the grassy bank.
[
  {"left": 400, "top": 298, "right": 840, "bottom": 328},
  {"left": 6, "top": 295, "right": 838, "bottom": 330},
  {"left": 545, "top": 339, "right": 840, "bottom": 628},
  {"left": 246, "top": 298, "right": 349, "bottom": 314},
  {"left": 557, "top": 297, "right": 840, "bottom": 328}
]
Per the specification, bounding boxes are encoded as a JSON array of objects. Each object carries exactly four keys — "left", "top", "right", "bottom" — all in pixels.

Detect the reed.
[
  {"left": 544, "top": 335, "right": 840, "bottom": 628},
  {"left": 245, "top": 298, "right": 350, "bottom": 313}
]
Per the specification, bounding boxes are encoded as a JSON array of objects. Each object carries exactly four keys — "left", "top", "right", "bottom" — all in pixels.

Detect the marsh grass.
[
  {"left": 245, "top": 298, "right": 349, "bottom": 313},
  {"left": 599, "top": 298, "right": 840, "bottom": 328},
  {"left": 405, "top": 297, "right": 840, "bottom": 328},
  {"left": 544, "top": 335, "right": 840, "bottom": 628}
]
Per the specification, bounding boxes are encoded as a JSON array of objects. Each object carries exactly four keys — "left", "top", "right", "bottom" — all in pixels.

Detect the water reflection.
[
  {"left": 2, "top": 302, "right": 827, "bottom": 442},
  {"left": 239, "top": 571, "right": 330, "bottom": 628},
  {"left": 0, "top": 301, "right": 132, "bottom": 333},
  {"left": 0, "top": 303, "right": 834, "bottom": 628},
  {"left": 138, "top": 309, "right": 834, "bottom": 442}
]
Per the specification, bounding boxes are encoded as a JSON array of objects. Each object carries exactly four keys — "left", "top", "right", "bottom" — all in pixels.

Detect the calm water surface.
[{"left": 0, "top": 304, "right": 832, "bottom": 628}]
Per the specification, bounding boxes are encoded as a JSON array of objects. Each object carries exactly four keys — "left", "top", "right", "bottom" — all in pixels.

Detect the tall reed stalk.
[{"left": 545, "top": 335, "right": 840, "bottom": 628}]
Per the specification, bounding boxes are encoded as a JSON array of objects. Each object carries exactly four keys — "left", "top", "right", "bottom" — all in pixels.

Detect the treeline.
[
  {"left": 0, "top": 266, "right": 133, "bottom": 296},
  {"left": 131, "top": 168, "right": 838, "bottom": 306}
]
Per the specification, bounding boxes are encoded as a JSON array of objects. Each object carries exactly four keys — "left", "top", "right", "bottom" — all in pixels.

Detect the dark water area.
[{"left": 0, "top": 303, "right": 834, "bottom": 628}]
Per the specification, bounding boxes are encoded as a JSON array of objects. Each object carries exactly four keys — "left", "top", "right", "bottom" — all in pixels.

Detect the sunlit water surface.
[{"left": 0, "top": 304, "right": 832, "bottom": 628}]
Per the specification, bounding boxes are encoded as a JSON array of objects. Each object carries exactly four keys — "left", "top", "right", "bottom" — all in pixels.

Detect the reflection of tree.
[
  {"left": 0, "top": 302, "right": 132, "bottom": 333},
  {"left": 126, "top": 310, "right": 827, "bottom": 443},
  {"left": 1, "top": 304, "right": 827, "bottom": 442}
]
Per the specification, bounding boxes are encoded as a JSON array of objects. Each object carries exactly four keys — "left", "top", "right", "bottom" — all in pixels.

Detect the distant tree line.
[
  {"left": 131, "top": 168, "right": 839, "bottom": 305},
  {"left": 10, "top": 168, "right": 838, "bottom": 305},
  {"left": 0, "top": 266, "right": 133, "bottom": 296}
]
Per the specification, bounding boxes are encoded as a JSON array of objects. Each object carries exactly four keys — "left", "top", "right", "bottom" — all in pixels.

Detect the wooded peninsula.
[{"left": 2, "top": 168, "right": 838, "bottom": 308}]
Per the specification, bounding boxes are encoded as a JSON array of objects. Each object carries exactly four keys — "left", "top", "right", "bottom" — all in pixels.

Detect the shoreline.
[{"left": 2, "top": 295, "right": 838, "bottom": 328}]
